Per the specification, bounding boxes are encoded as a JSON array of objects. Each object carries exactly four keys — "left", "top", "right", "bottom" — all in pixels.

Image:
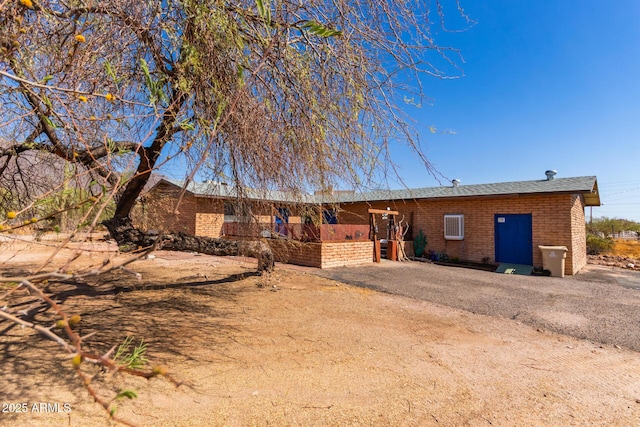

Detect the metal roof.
[
  {"left": 157, "top": 179, "right": 316, "bottom": 203},
  {"left": 333, "top": 176, "right": 601, "bottom": 206},
  {"left": 154, "top": 176, "right": 600, "bottom": 206}
]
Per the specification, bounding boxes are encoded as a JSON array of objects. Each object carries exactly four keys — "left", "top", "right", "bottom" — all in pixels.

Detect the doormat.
[{"left": 496, "top": 263, "right": 533, "bottom": 275}]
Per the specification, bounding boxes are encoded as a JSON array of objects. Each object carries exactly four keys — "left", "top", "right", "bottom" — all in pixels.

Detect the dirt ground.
[{"left": 1, "top": 239, "right": 640, "bottom": 426}]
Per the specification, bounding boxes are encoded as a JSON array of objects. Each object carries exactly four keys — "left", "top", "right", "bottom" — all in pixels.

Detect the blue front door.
[{"left": 495, "top": 214, "right": 533, "bottom": 265}]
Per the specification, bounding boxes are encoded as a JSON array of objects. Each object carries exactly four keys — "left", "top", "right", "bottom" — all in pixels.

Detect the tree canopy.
[
  {"left": 1, "top": 0, "right": 470, "bottom": 219},
  {"left": 588, "top": 217, "right": 640, "bottom": 236}
]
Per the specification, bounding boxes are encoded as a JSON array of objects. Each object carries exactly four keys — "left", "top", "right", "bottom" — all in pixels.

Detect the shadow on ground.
[{"left": 0, "top": 264, "right": 263, "bottom": 412}]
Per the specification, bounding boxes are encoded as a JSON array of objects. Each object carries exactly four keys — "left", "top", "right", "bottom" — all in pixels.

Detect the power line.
[
  {"left": 599, "top": 179, "right": 640, "bottom": 185},
  {"left": 601, "top": 188, "right": 640, "bottom": 198}
]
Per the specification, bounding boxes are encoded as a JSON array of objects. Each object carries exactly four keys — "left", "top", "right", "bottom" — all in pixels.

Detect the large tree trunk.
[
  {"left": 103, "top": 217, "right": 274, "bottom": 273},
  {"left": 98, "top": 83, "right": 278, "bottom": 271}
]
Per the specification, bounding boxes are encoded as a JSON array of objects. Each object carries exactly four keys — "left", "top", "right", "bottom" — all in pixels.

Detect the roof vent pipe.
[
  {"left": 545, "top": 170, "right": 557, "bottom": 181},
  {"left": 452, "top": 179, "right": 461, "bottom": 187}
]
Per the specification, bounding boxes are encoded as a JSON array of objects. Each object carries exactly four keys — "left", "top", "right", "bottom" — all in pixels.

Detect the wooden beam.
[{"left": 367, "top": 208, "right": 399, "bottom": 215}]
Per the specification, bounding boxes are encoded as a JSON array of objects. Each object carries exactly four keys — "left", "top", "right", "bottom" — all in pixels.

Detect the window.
[
  {"left": 275, "top": 207, "right": 290, "bottom": 224},
  {"left": 322, "top": 208, "right": 338, "bottom": 224},
  {"left": 224, "top": 201, "right": 252, "bottom": 223},
  {"left": 223, "top": 201, "right": 238, "bottom": 222},
  {"left": 275, "top": 207, "right": 290, "bottom": 237},
  {"left": 444, "top": 214, "right": 464, "bottom": 240}
]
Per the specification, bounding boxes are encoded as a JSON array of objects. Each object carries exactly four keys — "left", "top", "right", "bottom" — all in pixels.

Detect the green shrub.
[
  {"left": 586, "top": 233, "right": 614, "bottom": 255},
  {"left": 413, "top": 229, "right": 427, "bottom": 257}
]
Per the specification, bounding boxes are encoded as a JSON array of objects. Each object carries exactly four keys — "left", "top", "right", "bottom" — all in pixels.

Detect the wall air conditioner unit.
[{"left": 444, "top": 214, "right": 464, "bottom": 240}]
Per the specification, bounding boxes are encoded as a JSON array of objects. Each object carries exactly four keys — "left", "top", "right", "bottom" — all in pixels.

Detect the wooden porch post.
[{"left": 368, "top": 208, "right": 398, "bottom": 263}]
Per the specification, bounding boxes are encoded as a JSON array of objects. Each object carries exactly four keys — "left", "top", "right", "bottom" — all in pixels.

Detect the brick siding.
[
  {"left": 320, "top": 241, "right": 374, "bottom": 268},
  {"left": 138, "top": 184, "right": 300, "bottom": 239},
  {"left": 569, "top": 194, "right": 587, "bottom": 274},
  {"left": 268, "top": 240, "right": 373, "bottom": 268},
  {"left": 140, "top": 182, "right": 588, "bottom": 275},
  {"left": 340, "top": 193, "right": 588, "bottom": 275},
  {"left": 133, "top": 182, "right": 196, "bottom": 234},
  {"left": 193, "top": 197, "right": 224, "bottom": 237}
]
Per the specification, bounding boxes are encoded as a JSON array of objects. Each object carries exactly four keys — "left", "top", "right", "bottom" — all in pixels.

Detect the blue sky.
[{"left": 390, "top": 1, "right": 640, "bottom": 221}]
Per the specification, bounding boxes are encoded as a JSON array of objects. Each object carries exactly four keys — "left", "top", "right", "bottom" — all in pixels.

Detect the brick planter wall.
[
  {"left": 268, "top": 240, "right": 323, "bottom": 268},
  {"left": 320, "top": 241, "right": 374, "bottom": 268},
  {"left": 268, "top": 240, "right": 373, "bottom": 268}
]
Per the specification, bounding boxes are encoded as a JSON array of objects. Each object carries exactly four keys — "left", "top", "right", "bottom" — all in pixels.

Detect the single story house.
[
  {"left": 137, "top": 171, "right": 600, "bottom": 275},
  {"left": 135, "top": 179, "right": 310, "bottom": 239}
]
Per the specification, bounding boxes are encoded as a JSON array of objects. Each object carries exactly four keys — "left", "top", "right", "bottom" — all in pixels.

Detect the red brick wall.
[
  {"left": 268, "top": 240, "right": 373, "bottom": 268},
  {"left": 135, "top": 182, "right": 197, "bottom": 234},
  {"left": 140, "top": 185, "right": 304, "bottom": 239},
  {"left": 194, "top": 198, "right": 225, "bottom": 238},
  {"left": 569, "top": 195, "right": 587, "bottom": 274},
  {"left": 320, "top": 241, "right": 374, "bottom": 268},
  {"left": 268, "top": 240, "right": 323, "bottom": 267},
  {"left": 140, "top": 183, "right": 588, "bottom": 275},
  {"left": 340, "top": 193, "right": 588, "bottom": 275}
]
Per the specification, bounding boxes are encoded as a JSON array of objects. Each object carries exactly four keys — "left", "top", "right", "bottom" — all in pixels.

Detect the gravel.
[{"left": 314, "top": 261, "right": 640, "bottom": 352}]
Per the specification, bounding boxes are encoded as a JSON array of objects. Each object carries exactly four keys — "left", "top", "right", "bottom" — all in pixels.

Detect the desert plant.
[
  {"left": 428, "top": 251, "right": 448, "bottom": 262},
  {"left": 586, "top": 233, "right": 614, "bottom": 255},
  {"left": 114, "top": 336, "right": 148, "bottom": 370},
  {"left": 413, "top": 229, "right": 427, "bottom": 257}
]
